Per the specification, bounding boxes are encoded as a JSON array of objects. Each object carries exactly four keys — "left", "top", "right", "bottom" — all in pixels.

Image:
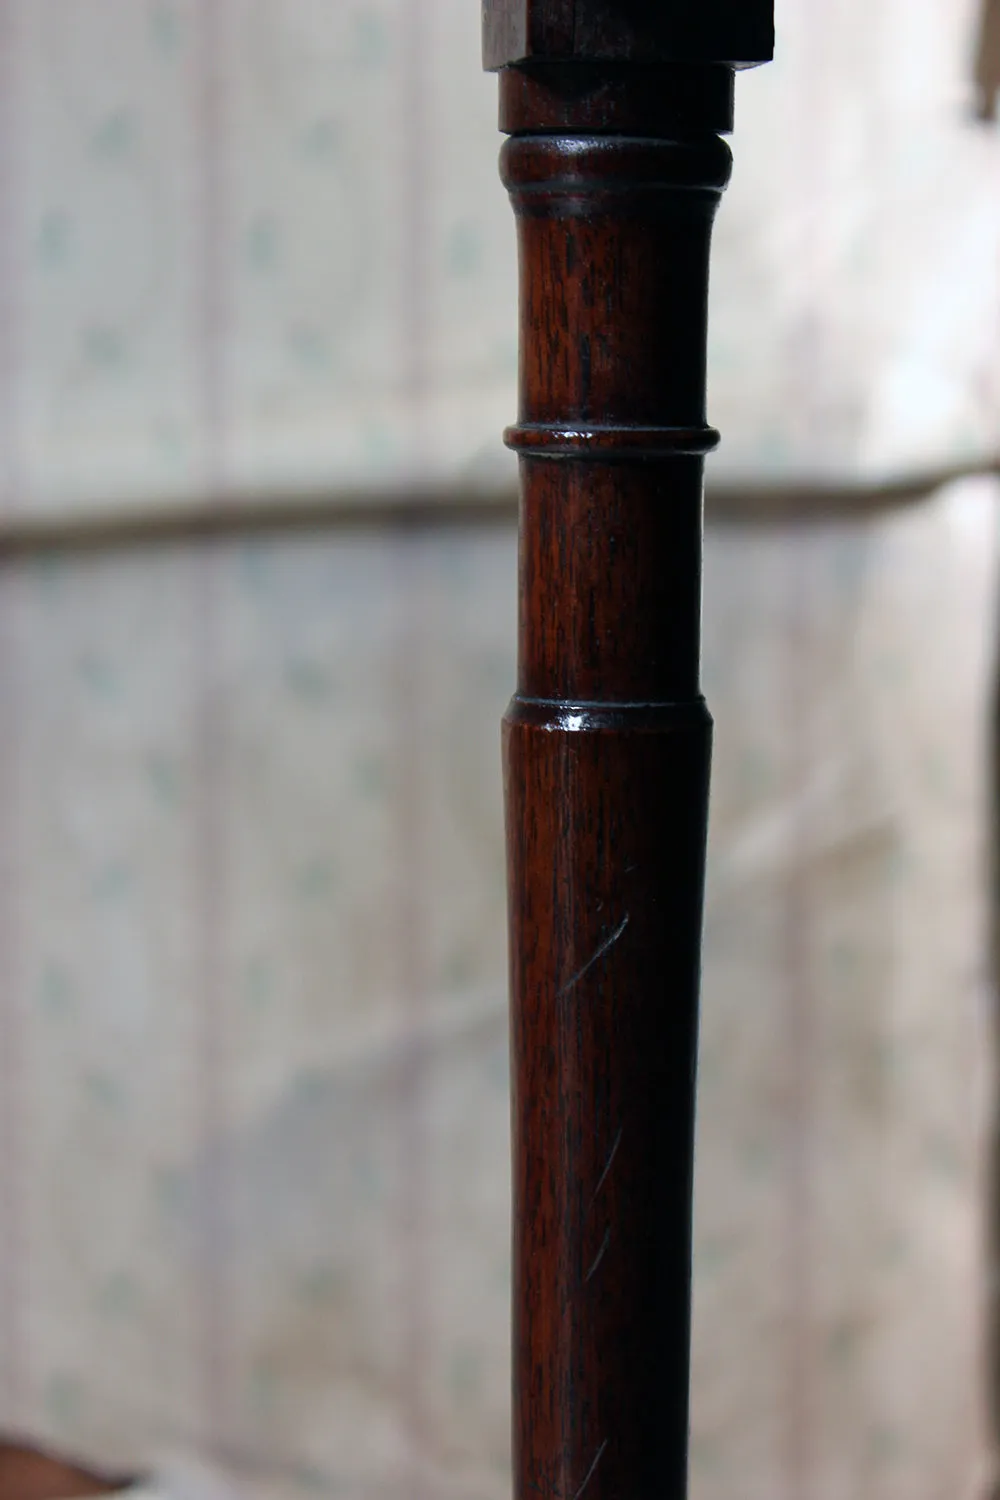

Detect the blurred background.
[{"left": 0, "top": 1, "right": 997, "bottom": 1499}]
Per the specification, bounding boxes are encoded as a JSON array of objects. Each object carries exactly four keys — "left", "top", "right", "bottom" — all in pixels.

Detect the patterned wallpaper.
[
  {"left": 0, "top": 0, "right": 518, "bottom": 519},
  {"left": 0, "top": 0, "right": 994, "bottom": 522},
  {"left": 0, "top": 480, "right": 994, "bottom": 1500}
]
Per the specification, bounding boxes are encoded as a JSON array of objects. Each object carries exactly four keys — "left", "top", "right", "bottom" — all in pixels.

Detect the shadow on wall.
[{"left": 975, "top": 0, "right": 1000, "bottom": 118}]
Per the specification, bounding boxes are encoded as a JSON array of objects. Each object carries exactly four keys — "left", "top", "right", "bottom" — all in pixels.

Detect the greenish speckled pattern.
[
  {"left": 0, "top": 477, "right": 994, "bottom": 1499},
  {"left": 0, "top": 0, "right": 994, "bottom": 520}
]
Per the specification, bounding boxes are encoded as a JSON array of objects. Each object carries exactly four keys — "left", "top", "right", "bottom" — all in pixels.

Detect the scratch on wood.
[
  {"left": 585, "top": 1227, "right": 611, "bottom": 1283},
  {"left": 571, "top": 1440, "right": 608, "bottom": 1500},
  {"left": 590, "top": 1126, "right": 623, "bottom": 1205},
  {"left": 558, "top": 915, "right": 629, "bottom": 997}
]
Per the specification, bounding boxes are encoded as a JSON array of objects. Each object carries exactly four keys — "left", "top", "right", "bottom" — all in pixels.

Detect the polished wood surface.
[{"left": 487, "top": 6, "right": 772, "bottom": 1499}]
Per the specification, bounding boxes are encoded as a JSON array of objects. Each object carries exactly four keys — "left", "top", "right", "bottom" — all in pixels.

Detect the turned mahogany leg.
[{"left": 484, "top": 8, "right": 773, "bottom": 1500}]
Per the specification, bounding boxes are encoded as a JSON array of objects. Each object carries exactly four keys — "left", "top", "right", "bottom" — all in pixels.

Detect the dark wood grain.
[
  {"left": 488, "top": 8, "right": 771, "bottom": 1500},
  {"left": 484, "top": 0, "right": 774, "bottom": 70}
]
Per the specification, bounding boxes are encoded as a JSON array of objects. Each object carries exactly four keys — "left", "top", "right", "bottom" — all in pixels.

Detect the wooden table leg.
[{"left": 484, "top": 8, "right": 773, "bottom": 1499}]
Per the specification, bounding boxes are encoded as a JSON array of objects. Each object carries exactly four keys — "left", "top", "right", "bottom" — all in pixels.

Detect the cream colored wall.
[
  {"left": 0, "top": 0, "right": 995, "bottom": 522},
  {"left": 0, "top": 480, "right": 993, "bottom": 1500}
]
